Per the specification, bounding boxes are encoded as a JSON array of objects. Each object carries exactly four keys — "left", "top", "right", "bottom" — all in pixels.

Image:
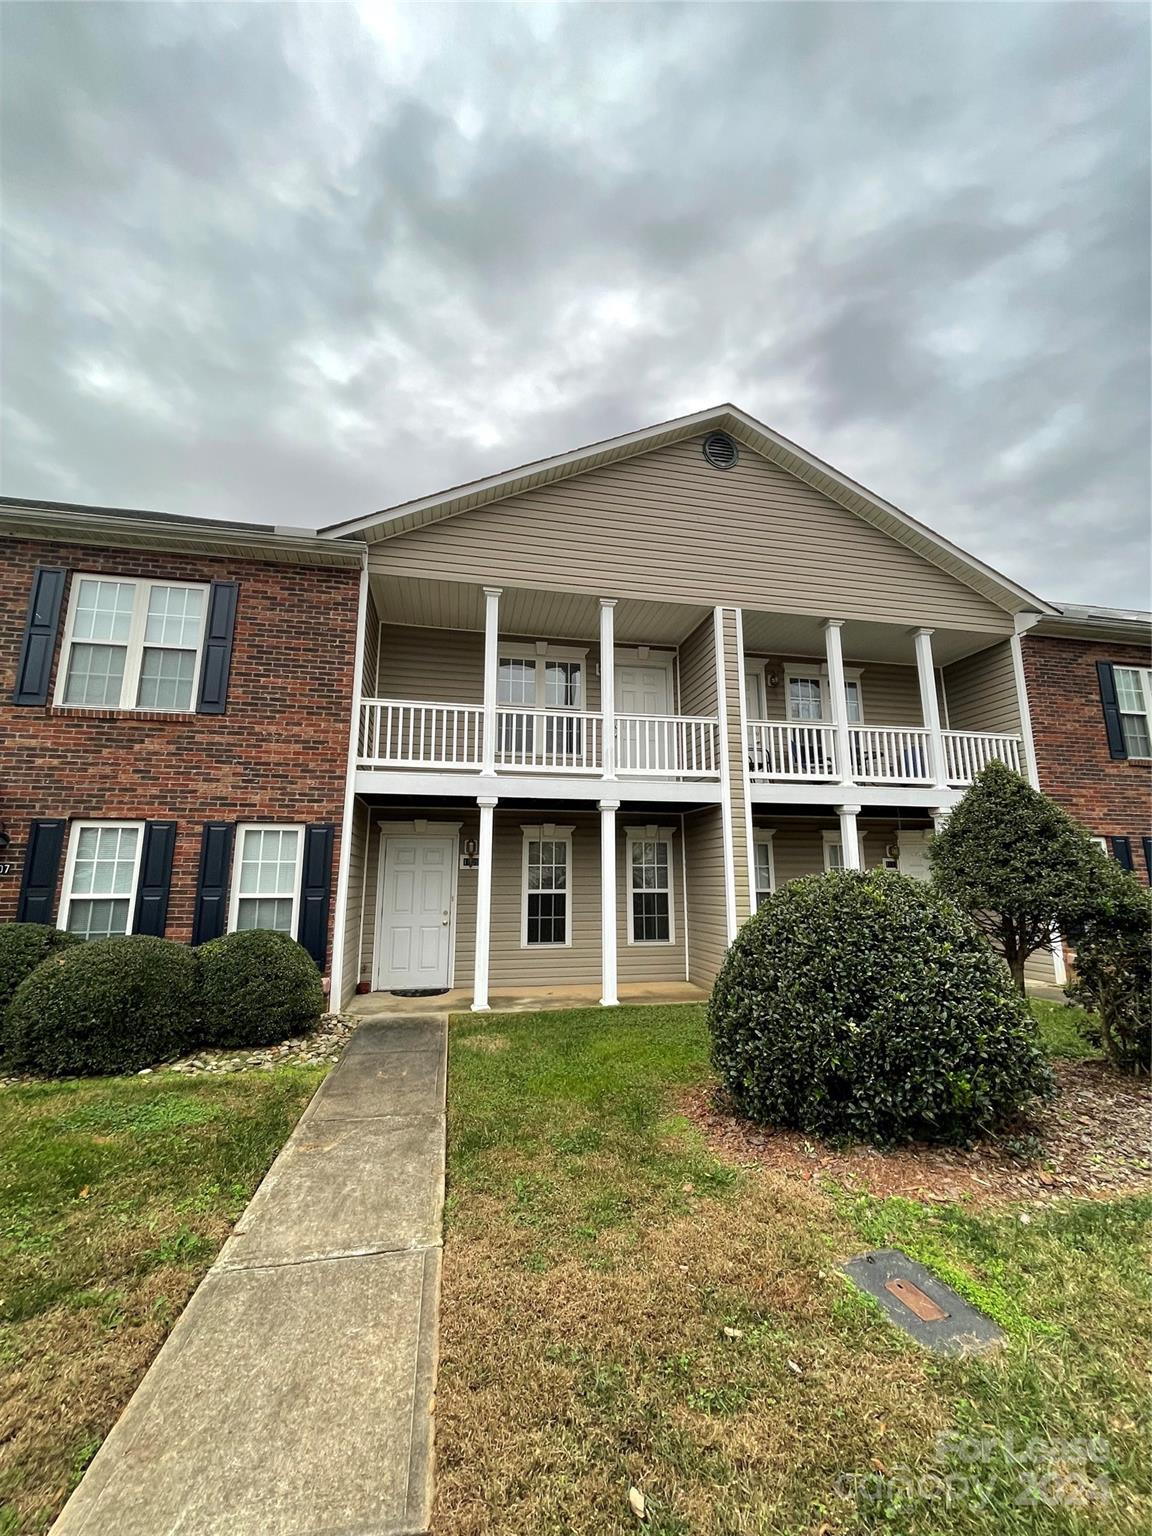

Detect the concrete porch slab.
[
  {"left": 346, "top": 979, "right": 710, "bottom": 1018},
  {"left": 51, "top": 1247, "right": 439, "bottom": 1536},
  {"left": 217, "top": 1111, "right": 445, "bottom": 1269}
]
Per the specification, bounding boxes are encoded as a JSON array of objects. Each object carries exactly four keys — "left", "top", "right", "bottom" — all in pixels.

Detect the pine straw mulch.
[{"left": 680, "top": 1060, "right": 1152, "bottom": 1206}]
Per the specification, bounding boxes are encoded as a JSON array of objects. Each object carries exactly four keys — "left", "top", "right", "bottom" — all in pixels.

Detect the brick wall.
[
  {"left": 1022, "top": 633, "right": 1152, "bottom": 881},
  {"left": 1, "top": 537, "right": 360, "bottom": 959}
]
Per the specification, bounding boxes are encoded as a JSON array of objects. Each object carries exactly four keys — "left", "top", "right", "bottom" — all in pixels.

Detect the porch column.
[
  {"left": 481, "top": 586, "right": 502, "bottom": 775},
  {"left": 835, "top": 803, "right": 863, "bottom": 870},
  {"left": 913, "top": 627, "right": 949, "bottom": 789},
  {"left": 599, "top": 798, "right": 620, "bottom": 1006},
  {"left": 471, "top": 796, "right": 498, "bottom": 1012},
  {"left": 822, "top": 619, "right": 855, "bottom": 786},
  {"left": 599, "top": 598, "right": 617, "bottom": 780}
]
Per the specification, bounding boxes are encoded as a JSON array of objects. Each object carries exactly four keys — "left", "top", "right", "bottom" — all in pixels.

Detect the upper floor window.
[
  {"left": 785, "top": 668, "right": 862, "bottom": 723},
  {"left": 1114, "top": 668, "right": 1151, "bottom": 758},
  {"left": 56, "top": 576, "right": 207, "bottom": 711},
  {"left": 60, "top": 821, "right": 143, "bottom": 939},
  {"left": 497, "top": 650, "right": 585, "bottom": 710}
]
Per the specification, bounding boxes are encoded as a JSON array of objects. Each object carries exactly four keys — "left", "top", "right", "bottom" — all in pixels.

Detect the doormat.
[
  {"left": 840, "top": 1249, "right": 1004, "bottom": 1355},
  {"left": 389, "top": 988, "right": 450, "bottom": 998}
]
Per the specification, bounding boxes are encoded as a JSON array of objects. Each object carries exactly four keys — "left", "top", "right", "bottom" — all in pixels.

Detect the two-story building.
[
  {"left": 319, "top": 405, "right": 1056, "bottom": 1010},
  {"left": 1, "top": 498, "right": 364, "bottom": 976},
  {"left": 1022, "top": 603, "right": 1152, "bottom": 880}
]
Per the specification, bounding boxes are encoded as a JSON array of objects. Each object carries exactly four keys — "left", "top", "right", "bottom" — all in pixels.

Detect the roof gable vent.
[{"left": 702, "top": 431, "right": 739, "bottom": 471}]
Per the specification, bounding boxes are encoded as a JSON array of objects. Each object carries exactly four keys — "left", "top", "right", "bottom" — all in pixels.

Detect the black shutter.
[
  {"left": 13, "top": 567, "right": 67, "bottom": 706},
  {"left": 1097, "top": 662, "right": 1128, "bottom": 760},
  {"left": 16, "top": 819, "right": 67, "bottom": 923},
  {"left": 191, "top": 822, "right": 234, "bottom": 944},
  {"left": 1143, "top": 837, "right": 1152, "bottom": 880},
  {"left": 297, "top": 823, "right": 335, "bottom": 970},
  {"left": 133, "top": 821, "right": 177, "bottom": 936},
  {"left": 1110, "top": 835, "right": 1134, "bottom": 870},
  {"left": 196, "top": 581, "right": 239, "bottom": 715}
]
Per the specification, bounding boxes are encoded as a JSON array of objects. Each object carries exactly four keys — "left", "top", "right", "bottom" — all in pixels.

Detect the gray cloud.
[{"left": 2, "top": 0, "right": 1148, "bottom": 605}]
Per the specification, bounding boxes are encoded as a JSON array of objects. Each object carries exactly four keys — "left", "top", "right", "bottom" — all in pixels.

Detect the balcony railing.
[
  {"left": 748, "top": 720, "right": 1023, "bottom": 787},
  {"left": 358, "top": 699, "right": 721, "bottom": 779}
]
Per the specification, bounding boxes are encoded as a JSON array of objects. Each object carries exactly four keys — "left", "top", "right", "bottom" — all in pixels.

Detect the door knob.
[{"left": 441, "top": 911, "right": 450, "bottom": 925}]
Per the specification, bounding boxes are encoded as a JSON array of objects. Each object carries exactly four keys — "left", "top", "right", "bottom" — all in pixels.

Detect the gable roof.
[{"left": 320, "top": 403, "right": 1056, "bottom": 615}]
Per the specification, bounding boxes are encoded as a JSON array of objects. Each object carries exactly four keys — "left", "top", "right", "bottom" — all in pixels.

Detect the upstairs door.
[
  {"left": 375, "top": 834, "right": 455, "bottom": 990},
  {"left": 616, "top": 662, "right": 673, "bottom": 772}
]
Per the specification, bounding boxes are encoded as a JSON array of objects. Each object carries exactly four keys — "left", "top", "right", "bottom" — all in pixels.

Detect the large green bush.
[
  {"left": 197, "top": 928, "right": 325, "bottom": 1048},
  {"left": 1, "top": 936, "right": 198, "bottom": 1076},
  {"left": 708, "top": 869, "right": 1053, "bottom": 1145},
  {"left": 0, "top": 923, "right": 81, "bottom": 1015},
  {"left": 1068, "top": 867, "right": 1151, "bottom": 1075}
]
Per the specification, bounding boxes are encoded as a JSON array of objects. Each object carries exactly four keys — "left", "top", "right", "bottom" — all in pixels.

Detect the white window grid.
[
  {"left": 55, "top": 575, "right": 208, "bottom": 712},
  {"left": 822, "top": 830, "right": 868, "bottom": 872},
  {"left": 625, "top": 828, "right": 675, "bottom": 944},
  {"left": 520, "top": 825, "right": 573, "bottom": 947},
  {"left": 228, "top": 824, "right": 304, "bottom": 937},
  {"left": 754, "top": 830, "right": 776, "bottom": 908},
  {"left": 784, "top": 667, "right": 863, "bottom": 723},
  {"left": 1115, "top": 667, "right": 1152, "bottom": 758},
  {"left": 58, "top": 820, "right": 144, "bottom": 940}
]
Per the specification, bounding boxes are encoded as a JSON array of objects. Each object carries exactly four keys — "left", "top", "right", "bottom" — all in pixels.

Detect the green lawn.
[
  {"left": 438, "top": 1004, "right": 1150, "bottom": 1536},
  {"left": 0, "top": 1065, "right": 325, "bottom": 1536}
]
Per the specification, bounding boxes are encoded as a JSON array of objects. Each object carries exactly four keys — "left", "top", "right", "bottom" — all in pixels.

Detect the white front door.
[
  {"left": 616, "top": 662, "right": 673, "bottom": 771},
  {"left": 376, "top": 835, "right": 454, "bottom": 989},
  {"left": 897, "top": 830, "right": 932, "bottom": 882}
]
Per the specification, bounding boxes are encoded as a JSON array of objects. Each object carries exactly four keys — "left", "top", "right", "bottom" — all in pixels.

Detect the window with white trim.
[
  {"left": 59, "top": 821, "right": 143, "bottom": 939},
  {"left": 754, "top": 831, "right": 776, "bottom": 908},
  {"left": 1114, "top": 667, "right": 1152, "bottom": 758},
  {"left": 1090, "top": 836, "right": 1109, "bottom": 855},
  {"left": 522, "top": 826, "right": 572, "bottom": 946},
  {"left": 822, "top": 830, "right": 867, "bottom": 872},
  {"left": 57, "top": 576, "right": 207, "bottom": 710},
  {"left": 785, "top": 668, "right": 863, "bottom": 723},
  {"left": 229, "top": 825, "right": 304, "bottom": 935},
  {"left": 626, "top": 828, "right": 675, "bottom": 943}
]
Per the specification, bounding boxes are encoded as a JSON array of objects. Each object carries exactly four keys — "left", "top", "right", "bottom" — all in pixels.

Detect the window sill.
[{"left": 46, "top": 706, "right": 200, "bottom": 722}]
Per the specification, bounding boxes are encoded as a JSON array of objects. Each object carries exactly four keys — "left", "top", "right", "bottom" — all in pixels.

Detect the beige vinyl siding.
[
  {"left": 341, "top": 797, "right": 371, "bottom": 1004},
  {"left": 679, "top": 616, "right": 718, "bottom": 717},
  {"left": 761, "top": 818, "right": 926, "bottom": 884},
  {"left": 362, "top": 591, "right": 380, "bottom": 695},
  {"left": 358, "top": 809, "right": 686, "bottom": 990},
  {"left": 942, "top": 641, "right": 1021, "bottom": 733},
  {"left": 374, "top": 624, "right": 602, "bottom": 709},
  {"left": 684, "top": 807, "right": 728, "bottom": 986},
  {"left": 371, "top": 435, "right": 1013, "bottom": 632}
]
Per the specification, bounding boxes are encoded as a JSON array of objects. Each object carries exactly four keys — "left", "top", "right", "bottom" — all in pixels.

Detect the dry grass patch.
[{"left": 0, "top": 1065, "right": 324, "bottom": 1535}]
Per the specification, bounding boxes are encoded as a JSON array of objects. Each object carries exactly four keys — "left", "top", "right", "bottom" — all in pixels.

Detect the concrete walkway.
[{"left": 52, "top": 1016, "right": 447, "bottom": 1536}]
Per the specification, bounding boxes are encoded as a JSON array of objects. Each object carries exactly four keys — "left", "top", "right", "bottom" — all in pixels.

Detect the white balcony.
[
  {"left": 358, "top": 699, "right": 721, "bottom": 780},
  {"left": 748, "top": 720, "right": 1023, "bottom": 787}
]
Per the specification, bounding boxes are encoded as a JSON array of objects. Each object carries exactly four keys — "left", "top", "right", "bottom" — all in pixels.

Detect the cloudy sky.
[{"left": 2, "top": 2, "right": 1148, "bottom": 606}]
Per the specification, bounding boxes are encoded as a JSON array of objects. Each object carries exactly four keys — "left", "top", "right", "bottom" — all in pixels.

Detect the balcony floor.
[{"left": 346, "top": 980, "right": 710, "bottom": 1018}]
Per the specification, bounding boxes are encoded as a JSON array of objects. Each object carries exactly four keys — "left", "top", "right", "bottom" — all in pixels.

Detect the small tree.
[
  {"left": 1068, "top": 862, "right": 1152, "bottom": 1074},
  {"left": 929, "top": 760, "right": 1109, "bottom": 995}
]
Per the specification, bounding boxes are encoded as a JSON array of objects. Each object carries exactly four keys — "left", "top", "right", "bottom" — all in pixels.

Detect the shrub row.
[{"left": 0, "top": 925, "right": 326, "bottom": 1077}]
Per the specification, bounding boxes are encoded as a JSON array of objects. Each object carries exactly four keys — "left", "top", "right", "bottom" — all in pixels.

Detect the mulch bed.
[{"left": 680, "top": 1060, "right": 1152, "bottom": 1205}]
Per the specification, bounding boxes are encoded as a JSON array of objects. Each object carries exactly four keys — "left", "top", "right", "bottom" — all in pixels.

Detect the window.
[
  {"left": 59, "top": 821, "right": 143, "bottom": 939},
  {"left": 785, "top": 668, "right": 863, "bottom": 723},
  {"left": 1090, "top": 836, "right": 1109, "bottom": 855},
  {"left": 229, "top": 825, "right": 304, "bottom": 935},
  {"left": 1114, "top": 668, "right": 1152, "bottom": 758},
  {"left": 498, "top": 647, "right": 588, "bottom": 760},
  {"left": 627, "top": 829, "right": 675, "bottom": 943},
  {"left": 522, "top": 826, "right": 572, "bottom": 946},
  {"left": 822, "top": 830, "right": 867, "bottom": 872},
  {"left": 57, "top": 576, "right": 207, "bottom": 710},
  {"left": 754, "top": 831, "right": 776, "bottom": 908}
]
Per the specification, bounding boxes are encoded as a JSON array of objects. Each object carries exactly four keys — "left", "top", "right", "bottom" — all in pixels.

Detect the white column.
[
  {"left": 599, "top": 599, "right": 617, "bottom": 779},
  {"left": 599, "top": 799, "right": 619, "bottom": 1006},
  {"left": 823, "top": 618, "right": 855, "bottom": 786},
  {"left": 835, "top": 804, "right": 863, "bottom": 870},
  {"left": 1010, "top": 615, "right": 1042, "bottom": 787},
  {"left": 913, "top": 627, "right": 949, "bottom": 789},
  {"left": 471, "top": 796, "right": 497, "bottom": 1012},
  {"left": 481, "top": 586, "right": 502, "bottom": 775},
  {"left": 931, "top": 806, "right": 951, "bottom": 835}
]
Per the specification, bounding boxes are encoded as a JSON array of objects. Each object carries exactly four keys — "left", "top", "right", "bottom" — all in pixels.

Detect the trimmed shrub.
[
  {"left": 1068, "top": 870, "right": 1151, "bottom": 1075},
  {"left": 0, "top": 923, "right": 81, "bottom": 1015},
  {"left": 198, "top": 929, "right": 325, "bottom": 1048},
  {"left": 1, "top": 936, "right": 198, "bottom": 1076},
  {"left": 708, "top": 869, "right": 1054, "bottom": 1145}
]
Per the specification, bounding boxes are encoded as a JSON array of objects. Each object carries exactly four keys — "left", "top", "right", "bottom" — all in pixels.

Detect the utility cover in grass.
[{"left": 842, "top": 1249, "right": 1004, "bottom": 1354}]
